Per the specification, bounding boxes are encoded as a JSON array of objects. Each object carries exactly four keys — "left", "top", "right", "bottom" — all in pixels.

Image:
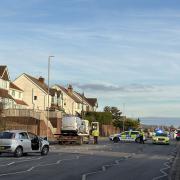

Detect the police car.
[
  {"left": 152, "top": 130, "right": 170, "bottom": 145},
  {"left": 109, "top": 130, "right": 145, "bottom": 143}
]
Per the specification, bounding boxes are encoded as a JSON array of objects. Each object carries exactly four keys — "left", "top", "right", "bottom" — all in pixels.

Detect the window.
[
  {"left": 12, "top": 90, "right": 15, "bottom": 97},
  {"left": 131, "top": 131, "right": 139, "bottom": 135},
  {"left": 34, "top": 96, "right": 37, "bottom": 100},
  {"left": 0, "top": 132, "right": 15, "bottom": 139},
  {"left": 19, "top": 92, "right": 21, "bottom": 98},
  {"left": 19, "top": 132, "right": 28, "bottom": 139},
  {"left": 28, "top": 132, "right": 38, "bottom": 140},
  {"left": 77, "top": 103, "right": 80, "bottom": 109}
]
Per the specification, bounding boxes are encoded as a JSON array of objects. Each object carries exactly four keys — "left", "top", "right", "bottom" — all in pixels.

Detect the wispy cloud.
[{"left": 73, "top": 83, "right": 155, "bottom": 93}]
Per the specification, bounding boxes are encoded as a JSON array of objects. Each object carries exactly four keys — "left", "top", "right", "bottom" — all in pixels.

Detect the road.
[{"left": 0, "top": 139, "right": 179, "bottom": 180}]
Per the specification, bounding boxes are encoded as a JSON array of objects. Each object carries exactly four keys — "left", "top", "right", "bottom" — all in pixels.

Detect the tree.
[
  {"left": 104, "top": 106, "right": 122, "bottom": 121},
  {"left": 84, "top": 111, "right": 112, "bottom": 125},
  {"left": 103, "top": 106, "right": 140, "bottom": 131},
  {"left": 104, "top": 106, "right": 124, "bottom": 129}
]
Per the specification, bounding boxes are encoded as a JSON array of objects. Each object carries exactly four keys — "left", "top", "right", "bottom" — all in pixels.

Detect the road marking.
[
  {"left": 0, "top": 157, "right": 42, "bottom": 167},
  {"left": 0, "top": 155, "right": 81, "bottom": 177},
  {"left": 0, "top": 162, "right": 15, "bottom": 167},
  {"left": 152, "top": 147, "right": 177, "bottom": 180},
  {"left": 81, "top": 155, "right": 133, "bottom": 180}
]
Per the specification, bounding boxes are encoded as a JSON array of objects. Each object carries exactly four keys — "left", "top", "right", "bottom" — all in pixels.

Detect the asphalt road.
[{"left": 0, "top": 139, "right": 179, "bottom": 180}]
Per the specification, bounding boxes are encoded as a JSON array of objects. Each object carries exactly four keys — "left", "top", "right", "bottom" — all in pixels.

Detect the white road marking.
[
  {"left": 0, "top": 162, "right": 15, "bottom": 167},
  {"left": 0, "top": 157, "right": 42, "bottom": 167},
  {"left": 152, "top": 147, "right": 177, "bottom": 180},
  {"left": 81, "top": 155, "right": 133, "bottom": 180},
  {"left": 0, "top": 155, "right": 81, "bottom": 177}
]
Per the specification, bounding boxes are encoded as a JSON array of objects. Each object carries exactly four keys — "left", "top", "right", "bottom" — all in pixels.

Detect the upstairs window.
[
  {"left": 19, "top": 92, "right": 22, "bottom": 99},
  {"left": 12, "top": 90, "right": 15, "bottom": 97}
]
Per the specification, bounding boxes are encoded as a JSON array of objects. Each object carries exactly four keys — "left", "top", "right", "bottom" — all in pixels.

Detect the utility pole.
[
  {"left": 47, "top": 55, "right": 54, "bottom": 139},
  {"left": 81, "top": 92, "right": 84, "bottom": 119},
  {"left": 123, "top": 103, "right": 125, "bottom": 131}
]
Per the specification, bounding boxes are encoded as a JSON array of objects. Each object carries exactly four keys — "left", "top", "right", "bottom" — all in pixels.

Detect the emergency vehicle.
[{"left": 110, "top": 130, "right": 145, "bottom": 143}]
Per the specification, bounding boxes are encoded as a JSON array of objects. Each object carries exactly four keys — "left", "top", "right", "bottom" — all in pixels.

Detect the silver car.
[{"left": 0, "top": 130, "right": 49, "bottom": 157}]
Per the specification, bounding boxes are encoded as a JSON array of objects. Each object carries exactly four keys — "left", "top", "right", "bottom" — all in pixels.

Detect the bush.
[{"left": 84, "top": 112, "right": 112, "bottom": 125}]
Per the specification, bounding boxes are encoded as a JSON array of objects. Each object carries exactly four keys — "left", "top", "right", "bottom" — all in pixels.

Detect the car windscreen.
[
  {"left": 155, "top": 133, "right": 167, "bottom": 137},
  {"left": 0, "top": 132, "right": 15, "bottom": 139}
]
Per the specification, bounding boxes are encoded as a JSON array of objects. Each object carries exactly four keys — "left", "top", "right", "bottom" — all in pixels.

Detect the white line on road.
[
  {"left": 0, "top": 155, "right": 81, "bottom": 177},
  {"left": 0, "top": 162, "right": 15, "bottom": 167},
  {"left": 81, "top": 155, "right": 133, "bottom": 180},
  {"left": 152, "top": 147, "right": 177, "bottom": 180}
]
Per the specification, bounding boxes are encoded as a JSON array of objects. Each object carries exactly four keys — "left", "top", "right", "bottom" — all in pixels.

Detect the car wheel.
[
  {"left": 113, "top": 137, "right": 119, "bottom": 143},
  {"left": 41, "top": 146, "right": 49, "bottom": 156},
  {"left": 14, "top": 147, "right": 23, "bottom": 157}
]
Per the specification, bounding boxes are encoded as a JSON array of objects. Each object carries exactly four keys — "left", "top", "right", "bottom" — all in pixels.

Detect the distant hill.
[{"left": 140, "top": 117, "right": 180, "bottom": 128}]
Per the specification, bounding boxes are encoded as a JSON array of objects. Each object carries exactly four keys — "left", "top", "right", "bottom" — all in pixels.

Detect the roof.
[
  {"left": 86, "top": 98, "right": 98, "bottom": 107},
  {"left": 0, "top": 66, "right": 10, "bottom": 81},
  {"left": 14, "top": 99, "right": 28, "bottom": 106},
  {"left": 10, "top": 82, "right": 23, "bottom": 91},
  {"left": 0, "top": 88, "right": 14, "bottom": 100},
  {"left": 55, "top": 85, "right": 81, "bottom": 103},
  {"left": 24, "top": 74, "right": 49, "bottom": 94},
  {"left": 75, "top": 92, "right": 97, "bottom": 107},
  {"left": 75, "top": 92, "right": 90, "bottom": 105}
]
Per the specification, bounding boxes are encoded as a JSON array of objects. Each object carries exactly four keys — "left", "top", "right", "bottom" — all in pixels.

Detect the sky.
[{"left": 0, "top": 0, "right": 180, "bottom": 119}]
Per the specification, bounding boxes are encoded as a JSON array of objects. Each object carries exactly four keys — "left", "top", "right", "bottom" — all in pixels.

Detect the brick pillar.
[{"left": 56, "top": 118, "right": 62, "bottom": 134}]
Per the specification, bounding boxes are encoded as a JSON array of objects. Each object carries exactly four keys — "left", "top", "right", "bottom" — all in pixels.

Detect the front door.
[
  {"left": 18, "top": 132, "right": 31, "bottom": 152},
  {"left": 28, "top": 133, "right": 40, "bottom": 151}
]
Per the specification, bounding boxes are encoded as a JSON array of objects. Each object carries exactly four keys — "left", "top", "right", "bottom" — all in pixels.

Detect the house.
[
  {"left": 9, "top": 82, "right": 28, "bottom": 109},
  {"left": 52, "top": 84, "right": 82, "bottom": 115},
  {"left": 73, "top": 91, "right": 98, "bottom": 112},
  {"left": 13, "top": 74, "right": 62, "bottom": 111},
  {"left": 0, "top": 66, "right": 28, "bottom": 109},
  {"left": 52, "top": 84, "right": 98, "bottom": 115},
  {"left": 0, "top": 66, "right": 14, "bottom": 109}
]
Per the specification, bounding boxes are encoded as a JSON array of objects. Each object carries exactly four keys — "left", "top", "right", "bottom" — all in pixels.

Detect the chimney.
[
  {"left": 38, "top": 76, "right": 45, "bottom": 84},
  {"left": 67, "top": 84, "right": 73, "bottom": 94}
]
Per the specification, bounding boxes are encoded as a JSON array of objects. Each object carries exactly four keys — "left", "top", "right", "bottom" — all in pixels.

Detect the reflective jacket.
[{"left": 92, "top": 130, "right": 99, "bottom": 137}]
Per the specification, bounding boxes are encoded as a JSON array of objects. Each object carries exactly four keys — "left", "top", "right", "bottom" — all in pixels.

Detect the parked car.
[
  {"left": 176, "top": 129, "right": 180, "bottom": 141},
  {"left": 0, "top": 130, "right": 49, "bottom": 157},
  {"left": 109, "top": 131, "right": 146, "bottom": 143}
]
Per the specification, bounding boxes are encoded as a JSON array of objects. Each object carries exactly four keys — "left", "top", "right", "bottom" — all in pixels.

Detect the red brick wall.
[{"left": 0, "top": 117, "right": 55, "bottom": 139}]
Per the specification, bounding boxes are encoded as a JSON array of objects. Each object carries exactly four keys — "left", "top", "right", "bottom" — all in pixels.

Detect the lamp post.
[
  {"left": 123, "top": 103, "right": 125, "bottom": 131},
  {"left": 47, "top": 56, "right": 54, "bottom": 139}
]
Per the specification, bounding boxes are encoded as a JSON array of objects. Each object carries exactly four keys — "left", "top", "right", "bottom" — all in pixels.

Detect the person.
[
  {"left": 92, "top": 128, "right": 99, "bottom": 144},
  {"left": 139, "top": 131, "right": 145, "bottom": 144}
]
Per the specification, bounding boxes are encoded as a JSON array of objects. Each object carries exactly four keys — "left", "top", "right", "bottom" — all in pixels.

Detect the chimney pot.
[{"left": 38, "top": 76, "right": 45, "bottom": 84}]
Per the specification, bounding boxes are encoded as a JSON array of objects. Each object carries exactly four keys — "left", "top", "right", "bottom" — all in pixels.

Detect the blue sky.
[{"left": 0, "top": 0, "right": 180, "bottom": 118}]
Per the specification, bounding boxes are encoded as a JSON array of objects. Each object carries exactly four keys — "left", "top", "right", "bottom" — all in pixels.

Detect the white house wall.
[{"left": 14, "top": 75, "right": 52, "bottom": 110}]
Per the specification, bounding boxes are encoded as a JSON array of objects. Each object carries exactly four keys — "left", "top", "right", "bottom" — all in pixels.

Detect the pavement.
[
  {"left": 0, "top": 138, "right": 179, "bottom": 180},
  {"left": 169, "top": 141, "right": 180, "bottom": 180}
]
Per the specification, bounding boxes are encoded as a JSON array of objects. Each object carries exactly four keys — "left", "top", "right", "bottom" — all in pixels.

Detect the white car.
[{"left": 0, "top": 130, "right": 49, "bottom": 157}]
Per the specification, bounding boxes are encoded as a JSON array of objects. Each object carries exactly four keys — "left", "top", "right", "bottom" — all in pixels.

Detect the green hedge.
[{"left": 84, "top": 112, "right": 112, "bottom": 125}]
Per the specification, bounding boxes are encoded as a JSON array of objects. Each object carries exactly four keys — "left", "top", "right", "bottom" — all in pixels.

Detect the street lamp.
[
  {"left": 123, "top": 103, "right": 125, "bottom": 131},
  {"left": 47, "top": 55, "right": 54, "bottom": 139}
]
